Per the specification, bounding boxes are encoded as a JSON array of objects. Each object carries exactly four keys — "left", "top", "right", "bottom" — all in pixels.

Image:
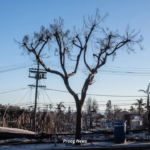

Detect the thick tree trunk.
[{"left": 75, "top": 103, "right": 82, "bottom": 145}]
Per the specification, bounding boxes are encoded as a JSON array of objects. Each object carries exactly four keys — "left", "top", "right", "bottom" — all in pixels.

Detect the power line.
[
  {"left": 16, "top": 88, "right": 31, "bottom": 106},
  {"left": 44, "top": 88, "right": 146, "bottom": 97},
  {"left": 3, "top": 60, "right": 150, "bottom": 71},
  {"left": 44, "top": 61, "right": 150, "bottom": 74},
  {"left": 43, "top": 89, "right": 53, "bottom": 105},
  {"left": 2, "top": 61, "right": 150, "bottom": 76},
  {"left": 0, "top": 87, "right": 29, "bottom": 94},
  {"left": 39, "top": 80, "right": 46, "bottom": 105},
  {"left": 1, "top": 86, "right": 146, "bottom": 98},
  {"left": 44, "top": 61, "right": 150, "bottom": 70},
  {"left": 39, "top": 88, "right": 46, "bottom": 105},
  {"left": 0, "top": 63, "right": 36, "bottom": 73},
  {"left": 61, "top": 99, "right": 147, "bottom": 103},
  {"left": 26, "top": 88, "right": 33, "bottom": 107},
  {"left": 0, "top": 61, "right": 31, "bottom": 69}
]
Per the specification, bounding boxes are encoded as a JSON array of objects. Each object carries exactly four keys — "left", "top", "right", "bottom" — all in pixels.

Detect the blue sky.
[{"left": 0, "top": 0, "right": 150, "bottom": 112}]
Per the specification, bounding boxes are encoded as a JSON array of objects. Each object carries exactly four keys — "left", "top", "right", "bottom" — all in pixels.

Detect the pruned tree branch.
[
  {"left": 37, "top": 56, "right": 65, "bottom": 79},
  {"left": 76, "top": 35, "right": 82, "bottom": 48},
  {"left": 84, "top": 45, "right": 92, "bottom": 72},
  {"left": 68, "top": 47, "right": 83, "bottom": 78},
  {"left": 98, "top": 54, "right": 108, "bottom": 68},
  {"left": 54, "top": 31, "right": 68, "bottom": 77},
  {"left": 38, "top": 40, "right": 48, "bottom": 55},
  {"left": 73, "top": 42, "right": 81, "bottom": 49}
]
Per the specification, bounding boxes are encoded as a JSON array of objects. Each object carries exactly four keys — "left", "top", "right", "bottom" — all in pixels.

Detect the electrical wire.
[
  {"left": 0, "top": 87, "right": 29, "bottom": 94},
  {"left": 26, "top": 88, "right": 32, "bottom": 107},
  {"left": 0, "top": 61, "right": 31, "bottom": 69},
  {"left": 12, "top": 97, "right": 147, "bottom": 106},
  {"left": 2, "top": 61, "right": 150, "bottom": 76},
  {"left": 15, "top": 88, "right": 31, "bottom": 106},
  {"left": 39, "top": 87, "right": 45, "bottom": 105},
  {"left": 0, "top": 63, "right": 36, "bottom": 73},
  {"left": 44, "top": 88, "right": 146, "bottom": 97},
  {"left": 43, "top": 89, "right": 53, "bottom": 105},
  {"left": 39, "top": 80, "right": 46, "bottom": 104}
]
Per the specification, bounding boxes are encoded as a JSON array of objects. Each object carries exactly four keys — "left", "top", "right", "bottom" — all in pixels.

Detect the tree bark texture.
[{"left": 75, "top": 103, "right": 82, "bottom": 144}]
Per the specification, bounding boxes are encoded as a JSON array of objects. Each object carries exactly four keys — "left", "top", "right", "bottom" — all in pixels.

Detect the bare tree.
[
  {"left": 105, "top": 100, "right": 113, "bottom": 120},
  {"left": 84, "top": 97, "right": 99, "bottom": 128},
  {"left": 16, "top": 9, "right": 143, "bottom": 144},
  {"left": 84, "top": 97, "right": 99, "bottom": 114}
]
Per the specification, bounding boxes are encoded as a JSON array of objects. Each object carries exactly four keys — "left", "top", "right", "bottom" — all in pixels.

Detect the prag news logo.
[{"left": 63, "top": 139, "right": 87, "bottom": 144}]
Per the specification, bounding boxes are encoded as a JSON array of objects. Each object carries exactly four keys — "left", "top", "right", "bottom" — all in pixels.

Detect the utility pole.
[
  {"left": 34, "top": 60, "right": 39, "bottom": 132},
  {"left": 28, "top": 60, "right": 47, "bottom": 132}
]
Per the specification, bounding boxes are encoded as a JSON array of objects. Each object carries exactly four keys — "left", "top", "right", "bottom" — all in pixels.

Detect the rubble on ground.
[{"left": 0, "top": 132, "right": 150, "bottom": 144}]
